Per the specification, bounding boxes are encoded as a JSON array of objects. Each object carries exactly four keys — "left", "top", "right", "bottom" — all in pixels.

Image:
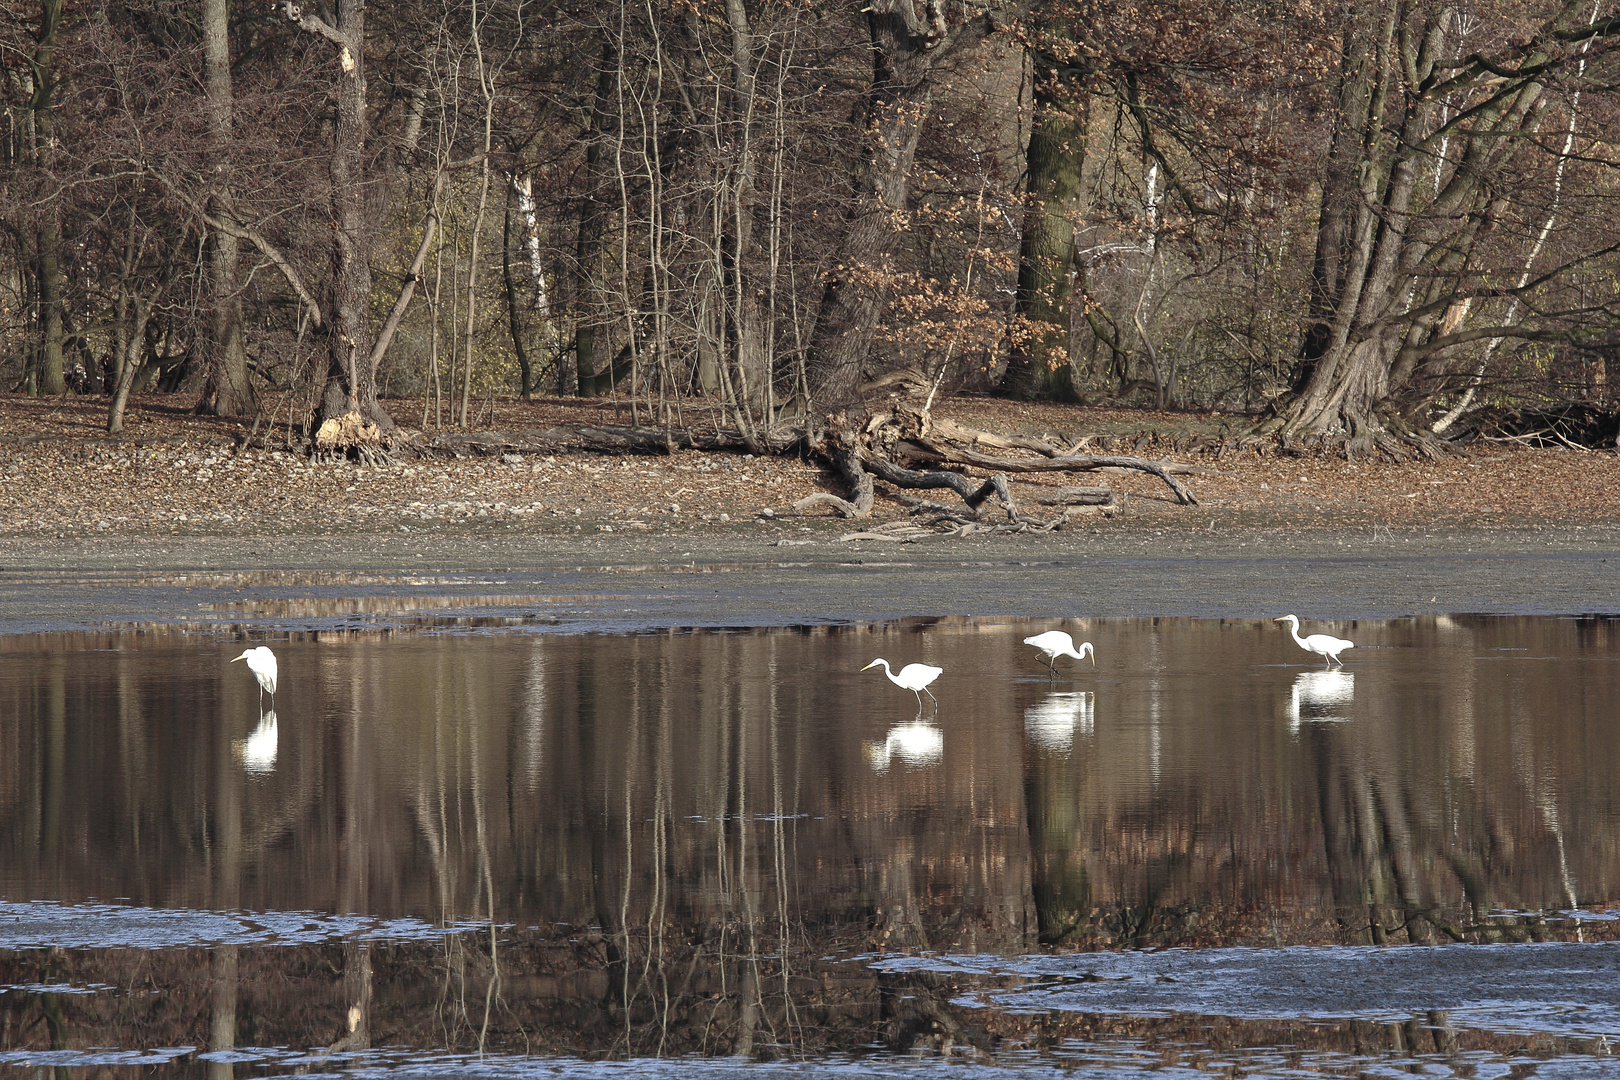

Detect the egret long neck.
[{"left": 1289, "top": 621, "right": 1307, "bottom": 649}]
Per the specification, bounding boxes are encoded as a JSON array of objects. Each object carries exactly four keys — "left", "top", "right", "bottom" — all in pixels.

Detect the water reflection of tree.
[
  {"left": 1021, "top": 616, "right": 1620, "bottom": 950},
  {"left": 4, "top": 619, "right": 1620, "bottom": 1060}
]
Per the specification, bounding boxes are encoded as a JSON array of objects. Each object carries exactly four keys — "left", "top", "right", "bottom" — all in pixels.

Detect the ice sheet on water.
[
  {"left": 869, "top": 941, "right": 1620, "bottom": 1041},
  {"left": 0, "top": 1046, "right": 196, "bottom": 1067},
  {"left": 0, "top": 900, "right": 487, "bottom": 950}
]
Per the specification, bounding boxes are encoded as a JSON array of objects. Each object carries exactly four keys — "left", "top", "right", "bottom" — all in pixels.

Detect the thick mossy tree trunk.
[
  {"left": 1003, "top": 65, "right": 1087, "bottom": 401},
  {"left": 196, "top": 0, "right": 255, "bottom": 419}
]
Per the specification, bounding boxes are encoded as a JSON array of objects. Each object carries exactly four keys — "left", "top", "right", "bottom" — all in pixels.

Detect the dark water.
[{"left": 3, "top": 616, "right": 1620, "bottom": 1076}]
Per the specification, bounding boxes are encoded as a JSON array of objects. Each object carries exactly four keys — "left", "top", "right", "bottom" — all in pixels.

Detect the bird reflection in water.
[
  {"left": 865, "top": 721, "right": 944, "bottom": 773},
  {"left": 1024, "top": 691, "right": 1095, "bottom": 752},
  {"left": 1286, "top": 670, "right": 1354, "bottom": 734},
  {"left": 239, "top": 710, "right": 278, "bottom": 774}
]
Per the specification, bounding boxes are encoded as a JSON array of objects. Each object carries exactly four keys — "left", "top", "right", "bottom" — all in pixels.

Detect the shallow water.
[{"left": 3, "top": 616, "right": 1619, "bottom": 1075}]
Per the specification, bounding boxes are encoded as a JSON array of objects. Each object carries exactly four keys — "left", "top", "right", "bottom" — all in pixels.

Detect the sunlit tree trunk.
[
  {"left": 284, "top": 0, "right": 393, "bottom": 433},
  {"left": 503, "top": 183, "right": 536, "bottom": 400}
]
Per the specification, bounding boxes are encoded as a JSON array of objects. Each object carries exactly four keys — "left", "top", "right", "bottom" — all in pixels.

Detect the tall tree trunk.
[
  {"left": 1004, "top": 65, "right": 1087, "bottom": 400},
  {"left": 503, "top": 184, "right": 536, "bottom": 401},
  {"left": 35, "top": 216, "right": 65, "bottom": 397},
  {"left": 575, "top": 48, "right": 616, "bottom": 398},
  {"left": 31, "top": 0, "right": 66, "bottom": 397},
  {"left": 721, "top": 0, "right": 769, "bottom": 422},
  {"left": 803, "top": 4, "right": 950, "bottom": 410},
  {"left": 196, "top": 0, "right": 255, "bottom": 418},
  {"left": 284, "top": 0, "right": 393, "bottom": 433}
]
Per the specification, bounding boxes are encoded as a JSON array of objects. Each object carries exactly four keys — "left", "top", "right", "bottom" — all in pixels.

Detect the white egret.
[
  {"left": 1273, "top": 615, "right": 1353, "bottom": 666},
  {"left": 861, "top": 658, "right": 943, "bottom": 711},
  {"left": 866, "top": 721, "right": 945, "bottom": 772},
  {"left": 1023, "top": 631, "right": 1094, "bottom": 677},
  {"left": 231, "top": 646, "right": 278, "bottom": 704},
  {"left": 240, "top": 710, "right": 279, "bottom": 775}
]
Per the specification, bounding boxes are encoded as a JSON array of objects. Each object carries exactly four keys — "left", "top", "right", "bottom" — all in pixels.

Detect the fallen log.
[
  {"left": 896, "top": 441, "right": 1197, "bottom": 505},
  {"left": 859, "top": 454, "right": 1021, "bottom": 521},
  {"left": 1037, "top": 485, "right": 1113, "bottom": 506},
  {"left": 791, "top": 431, "right": 873, "bottom": 518}
]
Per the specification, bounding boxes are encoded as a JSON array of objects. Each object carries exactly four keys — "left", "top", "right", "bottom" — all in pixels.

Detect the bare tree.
[{"left": 1270, "top": 0, "right": 1620, "bottom": 446}]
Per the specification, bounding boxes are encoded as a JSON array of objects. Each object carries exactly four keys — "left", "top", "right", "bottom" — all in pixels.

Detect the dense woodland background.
[{"left": 2, "top": 0, "right": 1618, "bottom": 448}]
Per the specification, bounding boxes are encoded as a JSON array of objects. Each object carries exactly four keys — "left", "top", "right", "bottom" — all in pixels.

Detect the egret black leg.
[{"left": 923, "top": 686, "right": 938, "bottom": 710}]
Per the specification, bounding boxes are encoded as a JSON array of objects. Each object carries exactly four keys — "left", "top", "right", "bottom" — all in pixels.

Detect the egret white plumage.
[
  {"left": 1273, "top": 615, "right": 1353, "bottom": 666},
  {"left": 231, "top": 646, "right": 278, "bottom": 703},
  {"left": 1023, "top": 631, "right": 1094, "bottom": 677},
  {"left": 861, "top": 658, "right": 943, "bottom": 710}
]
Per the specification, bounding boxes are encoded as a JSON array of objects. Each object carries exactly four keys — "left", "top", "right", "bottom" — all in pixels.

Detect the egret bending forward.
[
  {"left": 862, "top": 658, "right": 943, "bottom": 711},
  {"left": 1273, "top": 615, "right": 1353, "bottom": 666},
  {"left": 231, "top": 646, "right": 279, "bottom": 704},
  {"left": 1023, "top": 631, "right": 1095, "bottom": 677}
]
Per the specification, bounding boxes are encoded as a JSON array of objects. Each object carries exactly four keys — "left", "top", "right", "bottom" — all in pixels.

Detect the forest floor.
[{"left": 2, "top": 390, "right": 1617, "bottom": 541}]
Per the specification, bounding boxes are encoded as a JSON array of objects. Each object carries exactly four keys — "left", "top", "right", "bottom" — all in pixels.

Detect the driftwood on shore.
[
  {"left": 788, "top": 405, "right": 1195, "bottom": 532},
  {"left": 377, "top": 400, "right": 1198, "bottom": 536}
]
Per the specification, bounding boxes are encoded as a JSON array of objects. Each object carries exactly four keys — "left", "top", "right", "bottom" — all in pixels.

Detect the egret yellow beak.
[
  {"left": 1090, "top": 652, "right": 1095, "bottom": 667},
  {"left": 230, "top": 654, "right": 245, "bottom": 663},
  {"left": 1271, "top": 617, "right": 1286, "bottom": 624},
  {"left": 860, "top": 661, "right": 878, "bottom": 671}
]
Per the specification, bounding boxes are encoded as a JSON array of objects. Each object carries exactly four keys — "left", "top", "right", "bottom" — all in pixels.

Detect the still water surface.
[{"left": 3, "top": 616, "right": 1620, "bottom": 1076}]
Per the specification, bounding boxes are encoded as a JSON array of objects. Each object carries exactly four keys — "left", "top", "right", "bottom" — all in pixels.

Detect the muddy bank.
[{"left": 2, "top": 523, "right": 1616, "bottom": 635}]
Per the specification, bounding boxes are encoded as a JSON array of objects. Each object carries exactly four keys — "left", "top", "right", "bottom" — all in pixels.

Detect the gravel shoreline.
[{"left": 6, "top": 393, "right": 1619, "bottom": 633}]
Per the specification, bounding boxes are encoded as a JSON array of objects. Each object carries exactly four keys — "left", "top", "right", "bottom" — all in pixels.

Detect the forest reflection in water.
[{"left": 2, "top": 615, "right": 1620, "bottom": 1073}]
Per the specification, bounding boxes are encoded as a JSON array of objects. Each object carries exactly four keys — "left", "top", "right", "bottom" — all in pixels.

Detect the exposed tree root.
[
  {"left": 314, "top": 410, "right": 394, "bottom": 465},
  {"left": 791, "top": 430, "right": 872, "bottom": 518},
  {"left": 859, "top": 455, "right": 1022, "bottom": 520},
  {"left": 1277, "top": 428, "right": 1455, "bottom": 462},
  {"left": 863, "top": 404, "right": 1198, "bottom": 505}
]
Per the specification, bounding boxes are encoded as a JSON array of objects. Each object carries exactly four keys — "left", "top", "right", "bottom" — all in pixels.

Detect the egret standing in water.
[
  {"left": 1273, "top": 615, "right": 1353, "bottom": 666},
  {"left": 861, "top": 658, "right": 943, "bottom": 711},
  {"left": 1023, "top": 631, "right": 1095, "bottom": 678},
  {"left": 231, "top": 646, "right": 279, "bottom": 704}
]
